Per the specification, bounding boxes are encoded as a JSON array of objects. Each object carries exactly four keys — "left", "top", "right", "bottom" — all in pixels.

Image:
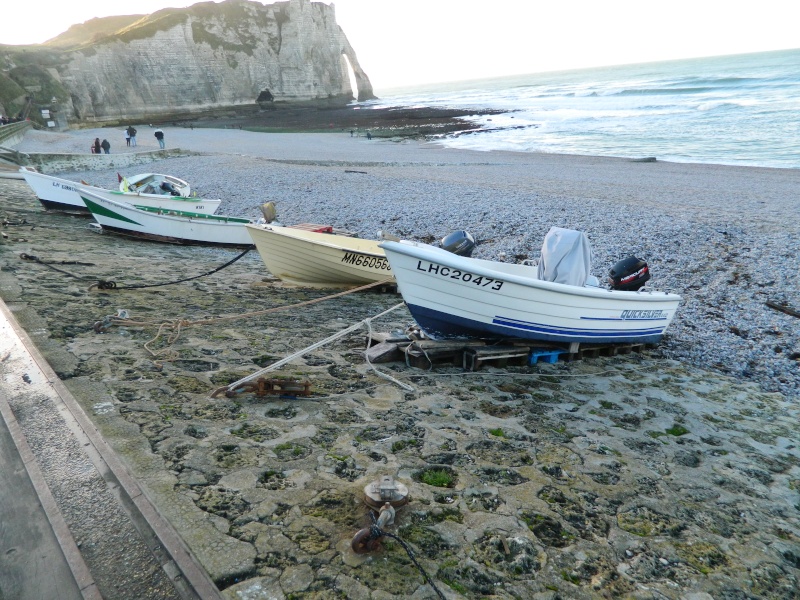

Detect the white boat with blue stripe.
[
  {"left": 379, "top": 234, "right": 681, "bottom": 345},
  {"left": 20, "top": 167, "right": 220, "bottom": 215}
]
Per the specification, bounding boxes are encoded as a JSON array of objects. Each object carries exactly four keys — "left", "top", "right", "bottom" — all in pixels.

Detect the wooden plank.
[
  {"left": 766, "top": 300, "right": 800, "bottom": 319},
  {"left": 413, "top": 339, "right": 485, "bottom": 352},
  {"left": 464, "top": 346, "right": 530, "bottom": 371},
  {"left": 365, "top": 341, "right": 402, "bottom": 364}
]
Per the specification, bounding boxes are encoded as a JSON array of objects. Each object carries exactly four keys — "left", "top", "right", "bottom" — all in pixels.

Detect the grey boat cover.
[{"left": 536, "top": 227, "right": 593, "bottom": 286}]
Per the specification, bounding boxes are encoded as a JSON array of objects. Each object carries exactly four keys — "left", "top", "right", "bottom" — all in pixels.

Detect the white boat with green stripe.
[{"left": 79, "top": 188, "right": 255, "bottom": 246}]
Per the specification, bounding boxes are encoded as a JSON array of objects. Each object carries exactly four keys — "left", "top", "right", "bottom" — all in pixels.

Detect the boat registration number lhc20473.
[
  {"left": 340, "top": 252, "right": 391, "bottom": 270},
  {"left": 416, "top": 260, "right": 504, "bottom": 290}
]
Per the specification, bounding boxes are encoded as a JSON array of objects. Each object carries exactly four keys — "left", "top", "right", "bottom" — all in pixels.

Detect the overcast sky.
[{"left": 1, "top": 0, "right": 796, "bottom": 91}]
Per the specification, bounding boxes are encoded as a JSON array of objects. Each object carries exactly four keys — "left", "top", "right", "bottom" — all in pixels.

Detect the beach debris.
[
  {"left": 213, "top": 377, "right": 312, "bottom": 399},
  {"left": 766, "top": 300, "right": 800, "bottom": 319}
]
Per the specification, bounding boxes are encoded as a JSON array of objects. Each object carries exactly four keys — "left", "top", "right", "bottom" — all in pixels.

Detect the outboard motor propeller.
[
  {"left": 608, "top": 256, "right": 650, "bottom": 291},
  {"left": 441, "top": 230, "right": 476, "bottom": 257}
]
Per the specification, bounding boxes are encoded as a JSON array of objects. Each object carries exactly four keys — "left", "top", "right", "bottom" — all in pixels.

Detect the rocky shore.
[
  {"left": 1, "top": 126, "right": 799, "bottom": 599},
  {"left": 189, "top": 104, "right": 505, "bottom": 138}
]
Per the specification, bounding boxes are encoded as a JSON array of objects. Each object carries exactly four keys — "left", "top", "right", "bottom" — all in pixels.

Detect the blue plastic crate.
[{"left": 528, "top": 348, "right": 565, "bottom": 365}]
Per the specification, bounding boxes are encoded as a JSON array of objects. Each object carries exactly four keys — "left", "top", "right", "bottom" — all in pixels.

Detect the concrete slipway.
[{"left": 0, "top": 298, "right": 220, "bottom": 600}]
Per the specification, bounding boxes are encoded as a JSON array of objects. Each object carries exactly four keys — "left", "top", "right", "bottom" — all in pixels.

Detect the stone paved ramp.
[{"left": 0, "top": 298, "right": 220, "bottom": 600}]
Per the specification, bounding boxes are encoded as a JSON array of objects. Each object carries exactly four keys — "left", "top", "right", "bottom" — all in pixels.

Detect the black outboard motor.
[
  {"left": 608, "top": 256, "right": 650, "bottom": 291},
  {"left": 160, "top": 181, "right": 180, "bottom": 196},
  {"left": 441, "top": 230, "right": 476, "bottom": 257}
]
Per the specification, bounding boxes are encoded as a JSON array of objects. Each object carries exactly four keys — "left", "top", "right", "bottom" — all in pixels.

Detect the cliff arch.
[{"left": 10, "top": 0, "right": 376, "bottom": 124}]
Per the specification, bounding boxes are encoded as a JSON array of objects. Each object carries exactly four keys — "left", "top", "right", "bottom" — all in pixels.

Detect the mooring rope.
[
  {"left": 19, "top": 248, "right": 253, "bottom": 290},
  {"left": 96, "top": 279, "right": 398, "bottom": 367},
  {"left": 367, "top": 512, "right": 447, "bottom": 600},
  {"left": 211, "top": 300, "right": 411, "bottom": 396}
]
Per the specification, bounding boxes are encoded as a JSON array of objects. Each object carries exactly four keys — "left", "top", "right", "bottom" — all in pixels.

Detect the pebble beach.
[
  {"left": 2, "top": 125, "right": 799, "bottom": 599},
  {"left": 16, "top": 125, "right": 800, "bottom": 396}
]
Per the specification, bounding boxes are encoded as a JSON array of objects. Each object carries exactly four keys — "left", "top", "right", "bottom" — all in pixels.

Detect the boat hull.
[
  {"left": 246, "top": 224, "right": 393, "bottom": 288},
  {"left": 21, "top": 169, "right": 219, "bottom": 215},
  {"left": 380, "top": 241, "right": 682, "bottom": 345},
  {"left": 80, "top": 190, "right": 253, "bottom": 246}
]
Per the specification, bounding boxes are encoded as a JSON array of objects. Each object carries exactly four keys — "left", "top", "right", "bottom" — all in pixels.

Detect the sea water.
[{"left": 367, "top": 48, "right": 799, "bottom": 169}]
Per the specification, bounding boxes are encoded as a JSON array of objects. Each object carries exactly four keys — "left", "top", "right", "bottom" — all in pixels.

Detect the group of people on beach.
[
  {"left": 89, "top": 126, "right": 165, "bottom": 154},
  {"left": 91, "top": 138, "right": 111, "bottom": 154},
  {"left": 124, "top": 126, "right": 137, "bottom": 147},
  {"left": 0, "top": 115, "right": 24, "bottom": 126}
]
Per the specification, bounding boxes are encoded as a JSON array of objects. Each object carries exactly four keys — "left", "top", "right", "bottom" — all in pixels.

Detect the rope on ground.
[
  {"left": 95, "top": 279, "right": 397, "bottom": 368},
  {"left": 368, "top": 512, "right": 447, "bottom": 600},
  {"left": 406, "top": 361, "right": 668, "bottom": 380},
  {"left": 19, "top": 248, "right": 252, "bottom": 291},
  {"left": 211, "top": 301, "right": 410, "bottom": 397}
]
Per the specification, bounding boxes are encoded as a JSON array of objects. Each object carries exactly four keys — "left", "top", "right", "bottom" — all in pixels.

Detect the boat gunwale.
[
  {"left": 107, "top": 190, "right": 218, "bottom": 203},
  {"left": 80, "top": 191, "right": 252, "bottom": 224},
  {"left": 246, "top": 224, "right": 385, "bottom": 257}
]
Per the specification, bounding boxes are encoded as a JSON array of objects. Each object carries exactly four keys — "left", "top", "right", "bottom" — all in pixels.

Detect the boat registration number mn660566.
[
  {"left": 416, "top": 260, "right": 504, "bottom": 290},
  {"left": 340, "top": 252, "right": 390, "bottom": 270}
]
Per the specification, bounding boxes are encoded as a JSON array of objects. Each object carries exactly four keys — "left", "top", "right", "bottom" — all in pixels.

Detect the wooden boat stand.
[{"left": 366, "top": 331, "right": 652, "bottom": 372}]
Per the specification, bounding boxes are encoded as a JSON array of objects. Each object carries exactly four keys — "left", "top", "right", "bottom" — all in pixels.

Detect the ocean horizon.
[{"left": 365, "top": 48, "right": 799, "bottom": 170}]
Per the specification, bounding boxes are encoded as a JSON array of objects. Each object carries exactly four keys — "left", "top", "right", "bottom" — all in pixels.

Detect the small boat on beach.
[
  {"left": 79, "top": 188, "right": 254, "bottom": 246},
  {"left": 379, "top": 228, "right": 682, "bottom": 345},
  {"left": 82, "top": 185, "right": 222, "bottom": 216},
  {"left": 245, "top": 223, "right": 393, "bottom": 288},
  {"left": 120, "top": 172, "right": 191, "bottom": 196},
  {"left": 20, "top": 168, "right": 219, "bottom": 215}
]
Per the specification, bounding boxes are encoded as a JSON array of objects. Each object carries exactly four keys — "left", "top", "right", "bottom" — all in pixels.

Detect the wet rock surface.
[{"left": 1, "top": 173, "right": 799, "bottom": 599}]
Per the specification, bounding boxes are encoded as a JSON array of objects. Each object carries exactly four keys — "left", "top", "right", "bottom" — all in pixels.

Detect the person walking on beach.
[
  {"left": 100, "top": 139, "right": 111, "bottom": 154},
  {"left": 154, "top": 128, "right": 165, "bottom": 149},
  {"left": 93, "top": 138, "right": 101, "bottom": 154},
  {"left": 127, "top": 125, "right": 137, "bottom": 147},
  {"left": 124, "top": 129, "right": 130, "bottom": 146}
]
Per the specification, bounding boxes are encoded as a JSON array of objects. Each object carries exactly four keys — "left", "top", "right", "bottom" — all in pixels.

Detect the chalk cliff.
[{"left": 0, "top": 0, "right": 374, "bottom": 125}]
